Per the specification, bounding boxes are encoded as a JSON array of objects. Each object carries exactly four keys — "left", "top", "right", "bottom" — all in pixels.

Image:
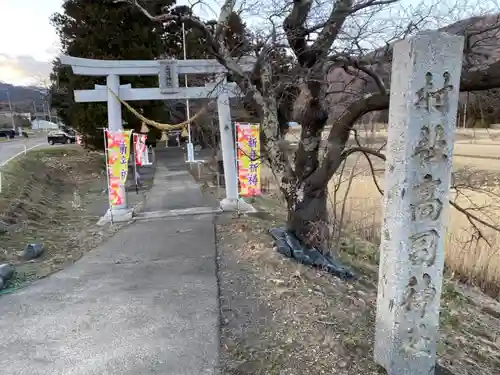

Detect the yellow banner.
[
  {"left": 236, "top": 123, "right": 262, "bottom": 196},
  {"left": 106, "top": 130, "right": 132, "bottom": 207}
]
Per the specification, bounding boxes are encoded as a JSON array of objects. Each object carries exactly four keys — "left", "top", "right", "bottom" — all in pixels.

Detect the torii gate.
[{"left": 60, "top": 55, "right": 256, "bottom": 220}]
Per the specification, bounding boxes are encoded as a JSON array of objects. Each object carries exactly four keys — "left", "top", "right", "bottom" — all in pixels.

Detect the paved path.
[
  {"left": 143, "top": 149, "right": 218, "bottom": 212},
  {"left": 0, "top": 136, "right": 46, "bottom": 165},
  {"left": 0, "top": 148, "right": 220, "bottom": 375}
]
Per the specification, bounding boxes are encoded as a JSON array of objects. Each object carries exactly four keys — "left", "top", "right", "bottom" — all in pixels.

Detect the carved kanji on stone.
[{"left": 415, "top": 72, "right": 453, "bottom": 112}]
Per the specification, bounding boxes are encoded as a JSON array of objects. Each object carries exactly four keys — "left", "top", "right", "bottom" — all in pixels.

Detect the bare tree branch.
[
  {"left": 329, "top": 54, "right": 387, "bottom": 95},
  {"left": 337, "top": 140, "right": 500, "bottom": 246},
  {"left": 283, "top": 0, "right": 313, "bottom": 62},
  {"left": 449, "top": 201, "right": 498, "bottom": 246},
  {"left": 116, "top": 0, "right": 500, "bottom": 255}
]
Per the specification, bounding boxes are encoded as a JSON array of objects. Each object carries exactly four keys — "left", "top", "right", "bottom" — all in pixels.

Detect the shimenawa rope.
[{"left": 107, "top": 87, "right": 208, "bottom": 131}]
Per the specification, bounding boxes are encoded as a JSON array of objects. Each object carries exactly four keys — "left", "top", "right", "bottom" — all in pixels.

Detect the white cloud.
[
  {"left": 0, "top": 0, "right": 61, "bottom": 86},
  {"left": 0, "top": 0, "right": 224, "bottom": 86},
  {"left": 0, "top": 54, "right": 53, "bottom": 86}
]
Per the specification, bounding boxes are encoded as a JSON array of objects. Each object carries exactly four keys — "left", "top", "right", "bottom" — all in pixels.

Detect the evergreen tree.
[{"left": 49, "top": 0, "right": 210, "bottom": 148}]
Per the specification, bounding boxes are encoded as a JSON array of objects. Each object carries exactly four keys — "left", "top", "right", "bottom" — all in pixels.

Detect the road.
[{"left": 0, "top": 136, "right": 46, "bottom": 166}]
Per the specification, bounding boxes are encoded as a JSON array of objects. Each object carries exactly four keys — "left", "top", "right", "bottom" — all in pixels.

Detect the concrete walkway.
[
  {"left": 142, "top": 149, "right": 218, "bottom": 212},
  {"left": 0, "top": 148, "right": 219, "bottom": 375}
]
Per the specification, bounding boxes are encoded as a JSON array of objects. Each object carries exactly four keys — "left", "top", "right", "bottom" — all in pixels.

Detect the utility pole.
[
  {"left": 462, "top": 93, "right": 469, "bottom": 129},
  {"left": 6, "top": 90, "right": 15, "bottom": 131},
  {"left": 42, "top": 102, "right": 47, "bottom": 121},
  {"left": 47, "top": 100, "right": 52, "bottom": 123}
]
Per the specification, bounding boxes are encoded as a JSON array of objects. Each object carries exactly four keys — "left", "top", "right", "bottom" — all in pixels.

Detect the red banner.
[
  {"left": 134, "top": 133, "right": 147, "bottom": 166},
  {"left": 105, "top": 130, "right": 132, "bottom": 207}
]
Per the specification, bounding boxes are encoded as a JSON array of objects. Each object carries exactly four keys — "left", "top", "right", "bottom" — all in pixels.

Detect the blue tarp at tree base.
[{"left": 269, "top": 228, "right": 355, "bottom": 280}]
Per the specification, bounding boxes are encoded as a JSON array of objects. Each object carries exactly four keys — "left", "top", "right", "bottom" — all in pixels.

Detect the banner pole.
[
  {"left": 234, "top": 122, "right": 239, "bottom": 200},
  {"left": 133, "top": 133, "right": 139, "bottom": 194},
  {"left": 103, "top": 128, "right": 114, "bottom": 225}
]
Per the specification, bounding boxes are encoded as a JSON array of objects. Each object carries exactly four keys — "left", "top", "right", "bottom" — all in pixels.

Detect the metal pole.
[
  {"left": 47, "top": 101, "right": 52, "bottom": 123},
  {"left": 103, "top": 128, "right": 114, "bottom": 224},
  {"left": 182, "top": 22, "right": 194, "bottom": 162},
  {"left": 462, "top": 103, "right": 467, "bottom": 129},
  {"left": 133, "top": 134, "right": 139, "bottom": 194},
  {"left": 150, "top": 145, "right": 156, "bottom": 163},
  {"left": 234, "top": 122, "right": 240, "bottom": 200}
]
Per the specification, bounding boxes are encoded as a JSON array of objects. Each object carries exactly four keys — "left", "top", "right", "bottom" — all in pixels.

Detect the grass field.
[
  {"left": 327, "top": 162, "right": 500, "bottom": 296},
  {"left": 0, "top": 145, "right": 156, "bottom": 292},
  {"left": 272, "top": 127, "right": 500, "bottom": 297}
]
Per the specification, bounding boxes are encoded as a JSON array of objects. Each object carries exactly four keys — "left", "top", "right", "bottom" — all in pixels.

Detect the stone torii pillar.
[
  {"left": 209, "top": 79, "right": 255, "bottom": 212},
  {"left": 103, "top": 75, "right": 131, "bottom": 220},
  {"left": 106, "top": 74, "right": 123, "bottom": 132}
]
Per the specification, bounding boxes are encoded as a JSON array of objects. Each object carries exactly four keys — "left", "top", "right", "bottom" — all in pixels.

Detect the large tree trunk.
[
  {"left": 285, "top": 76, "right": 334, "bottom": 254},
  {"left": 287, "top": 182, "right": 330, "bottom": 255}
]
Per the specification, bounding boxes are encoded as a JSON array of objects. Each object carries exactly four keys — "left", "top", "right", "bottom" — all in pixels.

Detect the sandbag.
[
  {"left": 23, "top": 243, "right": 44, "bottom": 261},
  {"left": 269, "top": 227, "right": 355, "bottom": 280},
  {"left": 0, "top": 264, "right": 15, "bottom": 282}
]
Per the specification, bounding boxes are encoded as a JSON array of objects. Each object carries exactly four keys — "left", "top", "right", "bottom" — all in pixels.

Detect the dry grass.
[
  {"left": 195, "top": 128, "right": 500, "bottom": 295},
  {"left": 326, "top": 151, "right": 500, "bottom": 298},
  {"left": 0, "top": 146, "right": 135, "bottom": 292},
  {"left": 188, "top": 152, "right": 500, "bottom": 374},
  {"left": 284, "top": 126, "right": 500, "bottom": 297}
]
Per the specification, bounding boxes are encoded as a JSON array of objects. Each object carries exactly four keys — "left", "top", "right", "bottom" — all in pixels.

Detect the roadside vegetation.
[{"left": 0, "top": 146, "right": 111, "bottom": 292}]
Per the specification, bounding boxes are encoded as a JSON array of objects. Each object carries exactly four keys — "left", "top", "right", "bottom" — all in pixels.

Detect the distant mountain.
[{"left": 0, "top": 82, "right": 48, "bottom": 111}]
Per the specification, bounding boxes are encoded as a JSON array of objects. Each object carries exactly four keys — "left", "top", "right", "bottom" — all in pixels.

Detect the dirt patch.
[
  {"left": 216, "top": 214, "right": 382, "bottom": 375},
  {"left": 0, "top": 146, "right": 150, "bottom": 293},
  {"left": 216, "top": 212, "right": 500, "bottom": 375}
]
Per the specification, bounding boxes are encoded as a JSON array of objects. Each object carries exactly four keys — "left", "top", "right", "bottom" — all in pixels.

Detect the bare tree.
[{"left": 119, "top": 0, "right": 500, "bottom": 258}]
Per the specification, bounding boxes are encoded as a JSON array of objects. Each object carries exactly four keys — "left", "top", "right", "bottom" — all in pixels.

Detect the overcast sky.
[
  {"left": 0, "top": 0, "right": 219, "bottom": 87},
  {"left": 0, "top": 0, "right": 62, "bottom": 86},
  {"left": 0, "top": 0, "right": 496, "bottom": 87}
]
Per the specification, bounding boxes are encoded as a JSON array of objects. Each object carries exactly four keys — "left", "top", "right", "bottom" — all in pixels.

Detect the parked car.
[
  {"left": 47, "top": 130, "right": 76, "bottom": 145},
  {"left": 0, "top": 129, "right": 15, "bottom": 139}
]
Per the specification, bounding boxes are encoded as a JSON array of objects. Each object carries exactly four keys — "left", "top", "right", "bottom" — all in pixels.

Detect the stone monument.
[{"left": 374, "top": 31, "right": 464, "bottom": 375}]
